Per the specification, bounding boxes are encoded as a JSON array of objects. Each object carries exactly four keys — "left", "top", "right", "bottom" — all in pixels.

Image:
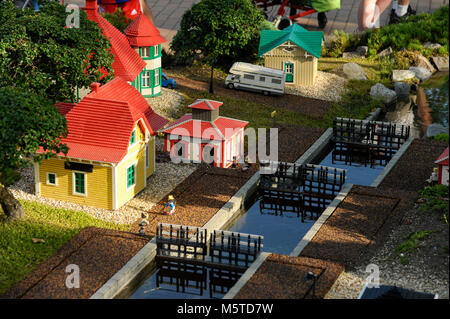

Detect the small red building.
[
  {"left": 162, "top": 99, "right": 248, "bottom": 168},
  {"left": 435, "top": 147, "right": 449, "bottom": 186}
]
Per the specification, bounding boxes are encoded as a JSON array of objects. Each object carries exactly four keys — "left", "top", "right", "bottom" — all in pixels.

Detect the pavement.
[{"left": 146, "top": 0, "right": 448, "bottom": 50}]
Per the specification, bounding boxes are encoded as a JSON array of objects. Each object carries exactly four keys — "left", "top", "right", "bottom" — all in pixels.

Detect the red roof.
[
  {"left": 83, "top": 0, "right": 146, "bottom": 82},
  {"left": 55, "top": 102, "right": 75, "bottom": 116},
  {"left": 39, "top": 78, "right": 169, "bottom": 163},
  {"left": 188, "top": 99, "right": 223, "bottom": 111},
  {"left": 163, "top": 114, "right": 248, "bottom": 141},
  {"left": 435, "top": 147, "right": 449, "bottom": 165},
  {"left": 124, "top": 13, "right": 167, "bottom": 47}
]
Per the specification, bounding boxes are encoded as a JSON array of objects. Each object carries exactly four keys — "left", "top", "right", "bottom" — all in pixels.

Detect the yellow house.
[
  {"left": 258, "top": 24, "right": 323, "bottom": 86},
  {"left": 35, "top": 78, "right": 168, "bottom": 210}
]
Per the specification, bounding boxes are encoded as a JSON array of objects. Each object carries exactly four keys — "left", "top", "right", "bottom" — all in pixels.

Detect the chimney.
[
  {"left": 84, "top": 0, "right": 98, "bottom": 10},
  {"left": 90, "top": 82, "right": 101, "bottom": 93}
]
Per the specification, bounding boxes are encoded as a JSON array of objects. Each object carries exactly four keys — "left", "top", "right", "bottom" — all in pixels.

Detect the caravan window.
[
  {"left": 272, "top": 79, "right": 282, "bottom": 84},
  {"left": 244, "top": 74, "right": 255, "bottom": 80},
  {"left": 259, "top": 76, "right": 265, "bottom": 82}
]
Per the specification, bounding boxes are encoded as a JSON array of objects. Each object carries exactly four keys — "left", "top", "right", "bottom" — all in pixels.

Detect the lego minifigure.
[{"left": 164, "top": 195, "right": 176, "bottom": 215}]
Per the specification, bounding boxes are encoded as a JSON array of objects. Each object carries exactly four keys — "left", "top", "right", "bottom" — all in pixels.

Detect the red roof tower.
[
  {"left": 83, "top": 0, "right": 146, "bottom": 82},
  {"left": 124, "top": 13, "right": 167, "bottom": 47}
]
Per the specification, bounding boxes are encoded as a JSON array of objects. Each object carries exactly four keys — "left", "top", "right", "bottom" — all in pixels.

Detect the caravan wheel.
[
  {"left": 263, "top": 91, "right": 270, "bottom": 96},
  {"left": 227, "top": 83, "right": 234, "bottom": 90}
]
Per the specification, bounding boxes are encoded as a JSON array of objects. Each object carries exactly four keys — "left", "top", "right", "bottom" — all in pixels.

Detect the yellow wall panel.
[{"left": 38, "top": 158, "right": 113, "bottom": 210}]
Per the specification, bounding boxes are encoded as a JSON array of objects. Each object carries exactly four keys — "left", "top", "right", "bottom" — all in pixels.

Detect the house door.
[
  {"left": 201, "top": 144, "right": 217, "bottom": 167},
  {"left": 284, "top": 62, "right": 294, "bottom": 83}
]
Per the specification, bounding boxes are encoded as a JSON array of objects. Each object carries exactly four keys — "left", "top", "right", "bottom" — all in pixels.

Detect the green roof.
[{"left": 258, "top": 24, "right": 324, "bottom": 58}]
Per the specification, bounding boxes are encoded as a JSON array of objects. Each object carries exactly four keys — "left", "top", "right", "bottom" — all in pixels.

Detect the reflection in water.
[{"left": 384, "top": 72, "right": 449, "bottom": 138}]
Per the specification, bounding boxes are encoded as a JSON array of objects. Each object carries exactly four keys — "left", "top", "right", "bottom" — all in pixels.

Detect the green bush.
[
  {"left": 394, "top": 230, "right": 435, "bottom": 264},
  {"left": 431, "top": 133, "right": 449, "bottom": 143},
  {"left": 325, "top": 6, "right": 449, "bottom": 59},
  {"left": 102, "top": 8, "right": 131, "bottom": 32},
  {"left": 420, "top": 184, "right": 449, "bottom": 225}
]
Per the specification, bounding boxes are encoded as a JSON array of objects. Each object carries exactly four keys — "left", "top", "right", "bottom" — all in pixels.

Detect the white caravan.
[{"left": 225, "top": 62, "right": 285, "bottom": 96}]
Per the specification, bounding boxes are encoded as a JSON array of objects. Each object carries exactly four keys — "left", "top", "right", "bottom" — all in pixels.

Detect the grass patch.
[
  {"left": 0, "top": 200, "right": 129, "bottom": 295},
  {"left": 394, "top": 230, "right": 436, "bottom": 265},
  {"left": 420, "top": 184, "right": 449, "bottom": 225}
]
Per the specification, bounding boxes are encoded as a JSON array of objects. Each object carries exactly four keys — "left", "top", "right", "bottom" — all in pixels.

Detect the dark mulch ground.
[
  {"left": 299, "top": 185, "right": 418, "bottom": 268},
  {"left": 234, "top": 254, "right": 344, "bottom": 299},
  {"left": 379, "top": 138, "right": 448, "bottom": 192},
  {"left": 173, "top": 76, "right": 332, "bottom": 117},
  {"left": 1, "top": 227, "right": 148, "bottom": 299}
]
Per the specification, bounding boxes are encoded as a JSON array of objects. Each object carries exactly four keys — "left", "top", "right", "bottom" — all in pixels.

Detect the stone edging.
[
  {"left": 222, "top": 252, "right": 271, "bottom": 299},
  {"left": 370, "top": 136, "right": 415, "bottom": 187}
]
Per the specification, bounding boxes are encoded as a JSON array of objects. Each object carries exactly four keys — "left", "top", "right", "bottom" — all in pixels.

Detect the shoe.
[{"left": 389, "top": 5, "right": 416, "bottom": 25}]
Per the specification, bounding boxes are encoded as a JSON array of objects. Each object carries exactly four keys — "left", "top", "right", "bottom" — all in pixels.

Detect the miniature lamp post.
[
  {"left": 271, "top": 110, "right": 277, "bottom": 127},
  {"left": 304, "top": 271, "right": 318, "bottom": 299}
]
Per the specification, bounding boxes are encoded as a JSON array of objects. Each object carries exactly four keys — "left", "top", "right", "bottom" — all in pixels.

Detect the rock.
[
  {"left": 392, "top": 70, "right": 416, "bottom": 82},
  {"left": 409, "top": 66, "right": 432, "bottom": 81},
  {"left": 394, "top": 82, "right": 411, "bottom": 98},
  {"left": 341, "top": 62, "right": 367, "bottom": 80},
  {"left": 342, "top": 51, "right": 363, "bottom": 59},
  {"left": 356, "top": 46, "right": 368, "bottom": 56},
  {"left": 370, "top": 83, "right": 397, "bottom": 104},
  {"left": 377, "top": 47, "right": 393, "bottom": 57},
  {"left": 415, "top": 54, "right": 436, "bottom": 74},
  {"left": 426, "top": 123, "right": 448, "bottom": 138},
  {"left": 423, "top": 42, "right": 442, "bottom": 50},
  {"left": 431, "top": 56, "right": 449, "bottom": 72}
]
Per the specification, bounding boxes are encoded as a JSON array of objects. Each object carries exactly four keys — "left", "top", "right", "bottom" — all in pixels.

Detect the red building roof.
[
  {"left": 39, "top": 78, "right": 168, "bottom": 163},
  {"left": 124, "top": 13, "right": 167, "bottom": 47},
  {"left": 83, "top": 0, "right": 146, "bottom": 82},
  {"left": 163, "top": 115, "right": 248, "bottom": 141},
  {"left": 435, "top": 147, "right": 449, "bottom": 166},
  {"left": 188, "top": 99, "right": 223, "bottom": 111}
]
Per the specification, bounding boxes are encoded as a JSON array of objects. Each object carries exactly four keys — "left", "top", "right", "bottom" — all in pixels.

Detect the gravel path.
[
  {"left": 284, "top": 71, "right": 347, "bottom": 102},
  {"left": 325, "top": 205, "right": 449, "bottom": 299},
  {"left": 9, "top": 144, "right": 198, "bottom": 225},
  {"left": 146, "top": 87, "right": 184, "bottom": 121}
]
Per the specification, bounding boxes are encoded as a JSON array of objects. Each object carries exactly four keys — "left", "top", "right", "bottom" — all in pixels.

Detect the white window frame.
[
  {"left": 126, "top": 162, "right": 137, "bottom": 191},
  {"left": 72, "top": 171, "right": 87, "bottom": 197},
  {"left": 141, "top": 47, "right": 150, "bottom": 58},
  {"left": 154, "top": 69, "right": 160, "bottom": 86},
  {"left": 153, "top": 45, "right": 159, "bottom": 56},
  {"left": 142, "top": 71, "right": 151, "bottom": 87},
  {"left": 46, "top": 172, "right": 57, "bottom": 186}
]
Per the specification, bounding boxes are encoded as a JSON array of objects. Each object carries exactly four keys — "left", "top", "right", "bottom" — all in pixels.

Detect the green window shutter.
[
  {"left": 150, "top": 45, "right": 154, "bottom": 58},
  {"left": 150, "top": 69, "right": 155, "bottom": 88},
  {"left": 74, "top": 173, "right": 85, "bottom": 194},
  {"left": 130, "top": 130, "right": 136, "bottom": 145},
  {"left": 127, "top": 165, "right": 135, "bottom": 187}
]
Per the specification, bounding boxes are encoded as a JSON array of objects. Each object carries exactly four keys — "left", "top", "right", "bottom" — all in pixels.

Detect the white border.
[{"left": 46, "top": 172, "right": 57, "bottom": 186}]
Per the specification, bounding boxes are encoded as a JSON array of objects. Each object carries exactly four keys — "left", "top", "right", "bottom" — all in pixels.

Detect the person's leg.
[
  {"left": 358, "top": 0, "right": 393, "bottom": 30},
  {"left": 141, "top": 0, "right": 155, "bottom": 24},
  {"left": 396, "top": 0, "right": 410, "bottom": 16}
]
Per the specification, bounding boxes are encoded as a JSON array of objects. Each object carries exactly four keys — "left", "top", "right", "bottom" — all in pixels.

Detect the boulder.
[
  {"left": 415, "top": 54, "right": 436, "bottom": 73},
  {"left": 342, "top": 51, "right": 363, "bottom": 59},
  {"left": 370, "top": 83, "right": 397, "bottom": 104},
  {"left": 356, "top": 46, "right": 369, "bottom": 56},
  {"left": 431, "top": 56, "right": 449, "bottom": 72},
  {"left": 409, "top": 66, "right": 432, "bottom": 81},
  {"left": 394, "top": 82, "right": 411, "bottom": 98},
  {"left": 340, "top": 62, "right": 367, "bottom": 80},
  {"left": 392, "top": 69, "right": 416, "bottom": 82},
  {"left": 426, "top": 123, "right": 449, "bottom": 138},
  {"left": 377, "top": 47, "right": 393, "bottom": 57},
  {"left": 423, "top": 42, "right": 442, "bottom": 50}
]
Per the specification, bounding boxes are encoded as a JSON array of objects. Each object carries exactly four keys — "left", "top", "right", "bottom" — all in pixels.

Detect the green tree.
[
  {"left": 170, "top": 0, "right": 264, "bottom": 93},
  {"left": 0, "top": 0, "right": 115, "bottom": 103},
  {"left": 0, "top": 87, "right": 68, "bottom": 222}
]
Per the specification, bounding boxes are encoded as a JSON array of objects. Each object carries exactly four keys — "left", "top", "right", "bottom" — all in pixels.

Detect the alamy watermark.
[{"left": 65, "top": 264, "right": 80, "bottom": 289}]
